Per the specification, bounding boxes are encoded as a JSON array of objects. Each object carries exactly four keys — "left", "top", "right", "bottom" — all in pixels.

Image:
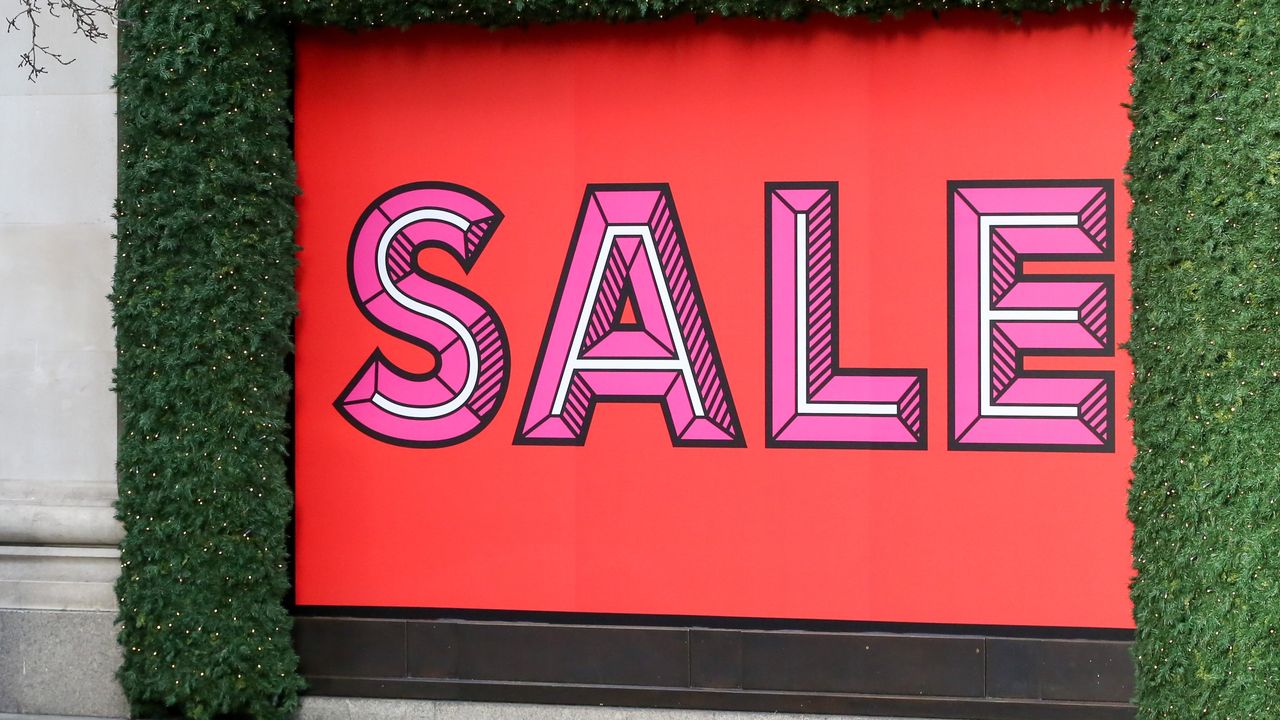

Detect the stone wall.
[{"left": 0, "top": 11, "right": 127, "bottom": 718}]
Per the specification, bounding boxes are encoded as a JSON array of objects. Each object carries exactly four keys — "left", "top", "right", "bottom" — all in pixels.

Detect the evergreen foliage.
[
  {"left": 286, "top": 0, "right": 1110, "bottom": 26},
  {"left": 114, "top": 3, "right": 302, "bottom": 718},
  {"left": 1127, "top": 2, "right": 1280, "bottom": 718},
  {"left": 114, "top": 1, "right": 1280, "bottom": 718}
]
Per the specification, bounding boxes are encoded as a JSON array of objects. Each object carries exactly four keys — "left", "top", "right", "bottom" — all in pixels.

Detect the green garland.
[
  {"left": 114, "top": 3, "right": 300, "bottom": 718},
  {"left": 112, "top": 1, "right": 1280, "bottom": 718},
  {"left": 1127, "top": 2, "right": 1280, "bottom": 718}
]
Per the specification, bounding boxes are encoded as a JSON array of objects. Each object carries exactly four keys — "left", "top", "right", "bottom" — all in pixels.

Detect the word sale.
[{"left": 335, "top": 180, "right": 1116, "bottom": 454}]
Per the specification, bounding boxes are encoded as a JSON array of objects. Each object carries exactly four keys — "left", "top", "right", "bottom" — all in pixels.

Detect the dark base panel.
[{"left": 295, "top": 616, "right": 1135, "bottom": 720}]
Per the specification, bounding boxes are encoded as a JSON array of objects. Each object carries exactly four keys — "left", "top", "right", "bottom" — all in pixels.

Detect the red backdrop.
[{"left": 294, "top": 10, "right": 1136, "bottom": 628}]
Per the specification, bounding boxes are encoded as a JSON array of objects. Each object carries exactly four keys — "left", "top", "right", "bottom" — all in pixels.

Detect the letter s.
[{"left": 336, "top": 182, "right": 509, "bottom": 447}]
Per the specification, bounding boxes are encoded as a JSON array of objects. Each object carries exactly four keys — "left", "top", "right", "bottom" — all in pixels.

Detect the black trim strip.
[{"left": 293, "top": 605, "right": 1134, "bottom": 641}]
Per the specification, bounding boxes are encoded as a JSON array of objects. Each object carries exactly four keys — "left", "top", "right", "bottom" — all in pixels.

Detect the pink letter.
[
  {"left": 516, "top": 185, "right": 742, "bottom": 446},
  {"left": 336, "top": 182, "right": 509, "bottom": 447},
  {"left": 766, "top": 183, "right": 926, "bottom": 449},
  {"left": 950, "top": 180, "right": 1115, "bottom": 452}
]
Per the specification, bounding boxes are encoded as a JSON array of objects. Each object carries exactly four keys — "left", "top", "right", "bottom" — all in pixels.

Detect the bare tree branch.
[{"left": 7, "top": 0, "right": 117, "bottom": 82}]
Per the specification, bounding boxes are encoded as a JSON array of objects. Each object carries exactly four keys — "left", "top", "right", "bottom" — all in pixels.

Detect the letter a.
[{"left": 516, "top": 185, "right": 743, "bottom": 446}]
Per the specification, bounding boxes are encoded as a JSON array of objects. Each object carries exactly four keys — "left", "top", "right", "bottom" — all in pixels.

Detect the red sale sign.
[{"left": 294, "top": 10, "right": 1135, "bottom": 628}]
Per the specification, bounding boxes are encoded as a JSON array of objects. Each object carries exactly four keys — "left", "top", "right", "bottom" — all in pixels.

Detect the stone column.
[{"left": 0, "top": 13, "right": 128, "bottom": 718}]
